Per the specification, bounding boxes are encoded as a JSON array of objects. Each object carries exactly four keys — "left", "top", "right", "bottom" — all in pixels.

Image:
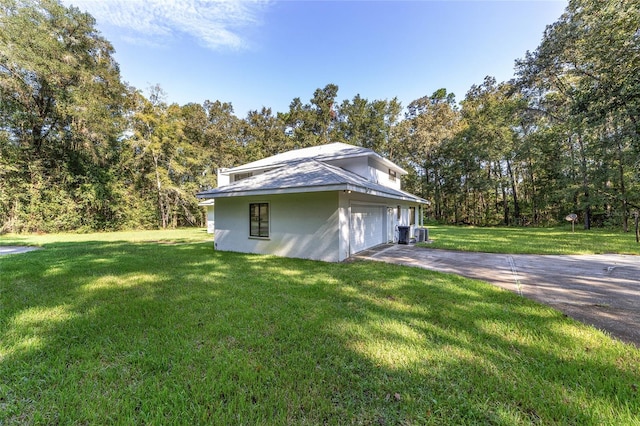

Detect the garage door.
[{"left": 350, "top": 204, "right": 385, "bottom": 254}]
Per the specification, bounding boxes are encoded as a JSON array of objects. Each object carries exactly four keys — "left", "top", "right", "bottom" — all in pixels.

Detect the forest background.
[{"left": 1, "top": 0, "right": 639, "bottom": 233}]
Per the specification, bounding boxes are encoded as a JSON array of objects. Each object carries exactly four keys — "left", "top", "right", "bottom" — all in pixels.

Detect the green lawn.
[
  {"left": 421, "top": 224, "right": 640, "bottom": 255},
  {"left": 1, "top": 229, "right": 639, "bottom": 424}
]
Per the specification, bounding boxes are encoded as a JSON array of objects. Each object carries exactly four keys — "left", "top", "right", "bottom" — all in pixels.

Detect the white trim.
[{"left": 200, "top": 184, "right": 427, "bottom": 204}]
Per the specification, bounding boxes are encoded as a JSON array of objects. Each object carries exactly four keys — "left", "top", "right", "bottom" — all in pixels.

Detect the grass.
[
  {"left": 420, "top": 224, "right": 640, "bottom": 255},
  {"left": 0, "top": 228, "right": 204, "bottom": 246},
  {"left": 1, "top": 229, "right": 639, "bottom": 424}
]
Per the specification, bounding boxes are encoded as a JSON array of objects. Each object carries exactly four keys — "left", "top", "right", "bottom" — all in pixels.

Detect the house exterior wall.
[
  {"left": 214, "top": 190, "right": 422, "bottom": 261},
  {"left": 325, "top": 157, "right": 370, "bottom": 180},
  {"left": 217, "top": 169, "right": 230, "bottom": 186},
  {"left": 206, "top": 206, "right": 215, "bottom": 234},
  {"left": 214, "top": 191, "right": 341, "bottom": 262},
  {"left": 370, "top": 158, "right": 402, "bottom": 190},
  {"left": 327, "top": 157, "right": 402, "bottom": 190},
  {"left": 338, "top": 192, "right": 351, "bottom": 261},
  {"left": 202, "top": 143, "right": 426, "bottom": 262},
  {"left": 367, "top": 158, "right": 402, "bottom": 190}
]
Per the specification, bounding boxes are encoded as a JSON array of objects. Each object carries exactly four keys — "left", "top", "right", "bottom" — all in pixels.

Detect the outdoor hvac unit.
[{"left": 416, "top": 228, "right": 428, "bottom": 242}]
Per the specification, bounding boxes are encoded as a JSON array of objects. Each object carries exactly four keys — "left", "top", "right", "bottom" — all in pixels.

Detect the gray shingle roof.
[
  {"left": 224, "top": 142, "right": 407, "bottom": 175},
  {"left": 197, "top": 159, "right": 427, "bottom": 204}
]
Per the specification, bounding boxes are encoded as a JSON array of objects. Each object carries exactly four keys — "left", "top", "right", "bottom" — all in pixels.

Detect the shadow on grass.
[{"left": 1, "top": 240, "right": 639, "bottom": 424}]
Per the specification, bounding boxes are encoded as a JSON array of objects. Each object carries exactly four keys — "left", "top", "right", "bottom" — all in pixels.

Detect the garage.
[{"left": 350, "top": 204, "right": 385, "bottom": 254}]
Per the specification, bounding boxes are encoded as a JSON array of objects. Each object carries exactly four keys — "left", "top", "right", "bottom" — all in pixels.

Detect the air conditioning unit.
[{"left": 416, "top": 228, "right": 428, "bottom": 242}]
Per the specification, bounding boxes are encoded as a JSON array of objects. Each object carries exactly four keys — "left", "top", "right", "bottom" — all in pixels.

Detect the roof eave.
[
  {"left": 198, "top": 184, "right": 428, "bottom": 204},
  {"left": 197, "top": 183, "right": 349, "bottom": 198}
]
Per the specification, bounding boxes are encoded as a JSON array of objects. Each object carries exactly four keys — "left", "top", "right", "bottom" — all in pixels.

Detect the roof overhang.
[
  {"left": 197, "top": 183, "right": 428, "bottom": 204},
  {"left": 197, "top": 159, "right": 429, "bottom": 205}
]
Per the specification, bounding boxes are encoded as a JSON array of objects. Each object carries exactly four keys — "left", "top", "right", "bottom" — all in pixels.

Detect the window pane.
[
  {"left": 249, "top": 203, "right": 269, "bottom": 237},
  {"left": 250, "top": 220, "right": 260, "bottom": 236},
  {"left": 260, "top": 203, "right": 268, "bottom": 237},
  {"left": 259, "top": 219, "right": 268, "bottom": 237}
]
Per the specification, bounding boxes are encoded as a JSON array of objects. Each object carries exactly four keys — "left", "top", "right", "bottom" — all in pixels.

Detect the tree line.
[{"left": 1, "top": 0, "right": 639, "bottom": 233}]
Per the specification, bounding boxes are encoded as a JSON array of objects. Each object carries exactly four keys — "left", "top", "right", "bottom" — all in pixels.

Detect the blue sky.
[{"left": 65, "top": 0, "right": 568, "bottom": 117}]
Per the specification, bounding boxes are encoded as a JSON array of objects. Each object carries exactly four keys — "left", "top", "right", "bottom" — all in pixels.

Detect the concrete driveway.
[{"left": 354, "top": 244, "right": 640, "bottom": 347}]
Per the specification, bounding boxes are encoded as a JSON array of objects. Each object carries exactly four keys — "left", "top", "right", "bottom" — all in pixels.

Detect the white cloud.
[{"left": 66, "top": 0, "right": 268, "bottom": 50}]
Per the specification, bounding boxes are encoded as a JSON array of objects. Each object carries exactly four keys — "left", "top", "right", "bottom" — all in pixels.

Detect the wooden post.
[{"left": 635, "top": 211, "right": 639, "bottom": 243}]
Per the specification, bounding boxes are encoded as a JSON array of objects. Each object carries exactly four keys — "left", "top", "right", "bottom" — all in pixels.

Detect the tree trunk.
[
  {"left": 506, "top": 158, "right": 520, "bottom": 225},
  {"left": 577, "top": 134, "right": 591, "bottom": 230},
  {"left": 616, "top": 138, "right": 628, "bottom": 232},
  {"left": 152, "top": 152, "right": 167, "bottom": 229},
  {"left": 434, "top": 166, "right": 442, "bottom": 221},
  {"left": 502, "top": 186, "right": 509, "bottom": 225}
]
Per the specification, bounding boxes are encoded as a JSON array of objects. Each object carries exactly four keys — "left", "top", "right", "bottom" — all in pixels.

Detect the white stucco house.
[{"left": 196, "top": 142, "right": 428, "bottom": 262}]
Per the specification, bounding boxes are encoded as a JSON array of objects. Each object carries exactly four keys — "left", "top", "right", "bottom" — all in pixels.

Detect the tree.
[
  {"left": 123, "top": 87, "right": 227, "bottom": 229},
  {"left": 242, "top": 107, "right": 289, "bottom": 161},
  {"left": 403, "top": 89, "right": 461, "bottom": 218},
  {"left": 0, "top": 0, "right": 127, "bottom": 232},
  {"left": 202, "top": 100, "right": 244, "bottom": 171},
  {"left": 280, "top": 84, "right": 339, "bottom": 147},
  {"left": 516, "top": 0, "right": 640, "bottom": 230},
  {"left": 335, "top": 95, "right": 403, "bottom": 156},
  {"left": 459, "top": 78, "right": 528, "bottom": 225}
]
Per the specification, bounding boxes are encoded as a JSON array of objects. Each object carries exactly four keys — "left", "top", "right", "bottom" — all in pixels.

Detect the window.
[
  {"left": 234, "top": 172, "right": 253, "bottom": 182},
  {"left": 397, "top": 205, "right": 401, "bottom": 220},
  {"left": 389, "top": 169, "right": 397, "bottom": 182},
  {"left": 249, "top": 203, "right": 269, "bottom": 238},
  {"left": 409, "top": 206, "right": 416, "bottom": 226}
]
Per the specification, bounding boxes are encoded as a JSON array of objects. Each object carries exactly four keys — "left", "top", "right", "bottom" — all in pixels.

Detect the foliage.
[
  {"left": 515, "top": 0, "right": 640, "bottom": 230},
  {"left": 1, "top": 230, "right": 639, "bottom": 424},
  {"left": 334, "top": 94, "right": 403, "bottom": 157},
  {"left": 0, "top": 0, "right": 127, "bottom": 232}
]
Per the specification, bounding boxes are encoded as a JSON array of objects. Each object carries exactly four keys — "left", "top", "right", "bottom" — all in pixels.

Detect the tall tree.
[
  {"left": 202, "top": 100, "right": 244, "bottom": 170},
  {"left": 403, "top": 89, "right": 461, "bottom": 217},
  {"left": 335, "top": 95, "right": 402, "bottom": 156},
  {"left": 0, "top": 0, "right": 126, "bottom": 232},
  {"left": 460, "top": 78, "right": 526, "bottom": 225},
  {"left": 516, "top": 0, "right": 640, "bottom": 230},
  {"left": 123, "top": 88, "right": 226, "bottom": 229},
  {"left": 280, "top": 84, "right": 339, "bottom": 148},
  {"left": 242, "top": 107, "right": 289, "bottom": 161}
]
